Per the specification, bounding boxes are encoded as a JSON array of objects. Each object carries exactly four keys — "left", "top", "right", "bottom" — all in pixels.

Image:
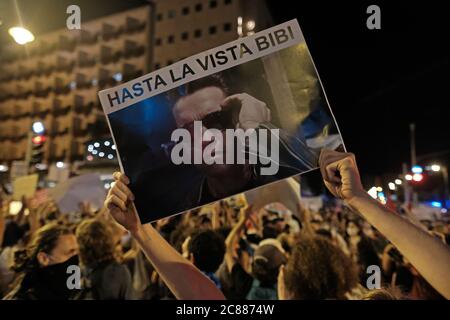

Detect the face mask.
[{"left": 37, "top": 255, "right": 79, "bottom": 299}]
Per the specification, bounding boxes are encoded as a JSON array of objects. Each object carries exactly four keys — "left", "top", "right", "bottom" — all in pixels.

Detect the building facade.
[{"left": 0, "top": 0, "right": 271, "bottom": 165}]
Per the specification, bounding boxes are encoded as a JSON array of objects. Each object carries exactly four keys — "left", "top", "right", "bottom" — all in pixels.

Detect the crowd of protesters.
[{"left": 1, "top": 150, "right": 449, "bottom": 300}]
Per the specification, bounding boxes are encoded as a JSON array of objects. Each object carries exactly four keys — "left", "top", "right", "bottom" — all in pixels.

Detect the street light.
[
  {"left": 32, "top": 121, "right": 45, "bottom": 134},
  {"left": 412, "top": 173, "right": 423, "bottom": 182},
  {"left": 395, "top": 179, "right": 402, "bottom": 185},
  {"left": 8, "top": 26, "right": 35, "bottom": 45},
  {"left": 431, "top": 164, "right": 441, "bottom": 172},
  {"left": 388, "top": 182, "right": 396, "bottom": 191},
  {"left": 405, "top": 174, "right": 413, "bottom": 181},
  {"left": 412, "top": 165, "right": 423, "bottom": 174}
]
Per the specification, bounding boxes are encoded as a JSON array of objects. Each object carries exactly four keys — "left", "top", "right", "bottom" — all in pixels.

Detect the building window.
[
  {"left": 224, "top": 0, "right": 232, "bottom": 4},
  {"left": 209, "top": 0, "right": 218, "bottom": 9},
  {"left": 181, "top": 32, "right": 189, "bottom": 40},
  {"left": 168, "top": 10, "right": 176, "bottom": 19},
  {"left": 182, "top": 7, "right": 190, "bottom": 15},
  {"left": 224, "top": 23, "right": 232, "bottom": 32},
  {"left": 195, "top": 3, "right": 203, "bottom": 12},
  {"left": 155, "top": 38, "right": 162, "bottom": 46},
  {"left": 156, "top": 13, "right": 163, "bottom": 21},
  {"left": 167, "top": 60, "right": 173, "bottom": 66},
  {"left": 209, "top": 26, "right": 217, "bottom": 35},
  {"left": 168, "top": 35, "right": 175, "bottom": 44},
  {"left": 194, "top": 29, "right": 202, "bottom": 38}
]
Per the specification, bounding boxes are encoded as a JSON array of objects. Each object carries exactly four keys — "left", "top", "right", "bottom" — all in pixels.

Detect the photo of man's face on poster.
[{"left": 107, "top": 42, "right": 344, "bottom": 223}]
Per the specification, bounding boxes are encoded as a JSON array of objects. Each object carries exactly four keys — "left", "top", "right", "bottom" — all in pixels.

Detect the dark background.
[{"left": 1, "top": 0, "right": 448, "bottom": 181}]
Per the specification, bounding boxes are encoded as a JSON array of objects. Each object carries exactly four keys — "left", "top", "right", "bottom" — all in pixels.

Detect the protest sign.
[
  {"left": 49, "top": 173, "right": 106, "bottom": 213},
  {"left": 12, "top": 174, "right": 38, "bottom": 200},
  {"left": 244, "top": 177, "right": 301, "bottom": 218},
  {"left": 10, "top": 161, "right": 28, "bottom": 180},
  {"left": 48, "top": 164, "right": 70, "bottom": 183},
  {"left": 99, "top": 19, "right": 345, "bottom": 223}
]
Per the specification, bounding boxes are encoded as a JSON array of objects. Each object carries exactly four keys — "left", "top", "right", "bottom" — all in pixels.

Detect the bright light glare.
[
  {"left": 405, "top": 174, "right": 413, "bottom": 181},
  {"left": 431, "top": 164, "right": 441, "bottom": 172},
  {"left": 9, "top": 27, "right": 35, "bottom": 45},
  {"left": 246, "top": 20, "right": 255, "bottom": 31},
  {"left": 388, "top": 183, "right": 396, "bottom": 191},
  {"left": 56, "top": 161, "right": 64, "bottom": 168},
  {"left": 412, "top": 173, "right": 423, "bottom": 182},
  {"left": 412, "top": 165, "right": 423, "bottom": 174},
  {"left": 32, "top": 121, "right": 45, "bottom": 134},
  {"left": 395, "top": 179, "right": 402, "bottom": 185},
  {"left": 368, "top": 187, "right": 377, "bottom": 199},
  {"left": 431, "top": 201, "right": 442, "bottom": 208}
]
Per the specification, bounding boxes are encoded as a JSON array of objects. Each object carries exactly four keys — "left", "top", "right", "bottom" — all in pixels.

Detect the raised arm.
[
  {"left": 105, "top": 172, "right": 225, "bottom": 300},
  {"left": 224, "top": 205, "right": 252, "bottom": 273},
  {"left": 319, "top": 149, "right": 450, "bottom": 299}
]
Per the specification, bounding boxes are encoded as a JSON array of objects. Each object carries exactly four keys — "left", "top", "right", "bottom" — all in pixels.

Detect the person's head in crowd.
[
  {"left": 188, "top": 230, "right": 225, "bottom": 274},
  {"left": 198, "top": 214, "right": 213, "bottom": 230},
  {"left": 279, "top": 236, "right": 358, "bottom": 300},
  {"left": 14, "top": 223, "right": 77, "bottom": 270},
  {"left": 2, "top": 219, "right": 26, "bottom": 248},
  {"left": 310, "top": 212, "right": 324, "bottom": 232},
  {"left": 8, "top": 223, "right": 78, "bottom": 299},
  {"left": 251, "top": 239, "right": 287, "bottom": 289},
  {"left": 76, "top": 219, "right": 117, "bottom": 269},
  {"left": 262, "top": 224, "right": 280, "bottom": 240},
  {"left": 277, "top": 233, "right": 295, "bottom": 254},
  {"left": 362, "top": 287, "right": 403, "bottom": 300},
  {"left": 362, "top": 221, "right": 376, "bottom": 239},
  {"left": 346, "top": 219, "right": 362, "bottom": 239}
]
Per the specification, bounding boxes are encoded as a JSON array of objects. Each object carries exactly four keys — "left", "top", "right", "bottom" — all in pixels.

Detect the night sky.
[
  {"left": 265, "top": 1, "right": 449, "bottom": 177},
  {"left": 1, "top": 0, "right": 448, "bottom": 178}
]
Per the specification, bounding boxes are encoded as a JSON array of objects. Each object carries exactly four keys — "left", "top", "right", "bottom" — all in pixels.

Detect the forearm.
[
  {"left": 224, "top": 219, "right": 245, "bottom": 271},
  {"left": 132, "top": 223, "right": 225, "bottom": 300},
  {"left": 348, "top": 194, "right": 450, "bottom": 299}
]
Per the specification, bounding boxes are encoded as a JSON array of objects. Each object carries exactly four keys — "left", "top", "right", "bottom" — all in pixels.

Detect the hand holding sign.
[
  {"left": 105, "top": 172, "right": 141, "bottom": 235},
  {"left": 319, "top": 149, "right": 366, "bottom": 204}
]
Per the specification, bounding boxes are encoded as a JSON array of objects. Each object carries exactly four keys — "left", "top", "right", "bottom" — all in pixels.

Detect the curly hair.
[
  {"left": 13, "top": 222, "right": 72, "bottom": 273},
  {"left": 76, "top": 219, "right": 116, "bottom": 269},
  {"left": 284, "top": 236, "right": 358, "bottom": 300}
]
